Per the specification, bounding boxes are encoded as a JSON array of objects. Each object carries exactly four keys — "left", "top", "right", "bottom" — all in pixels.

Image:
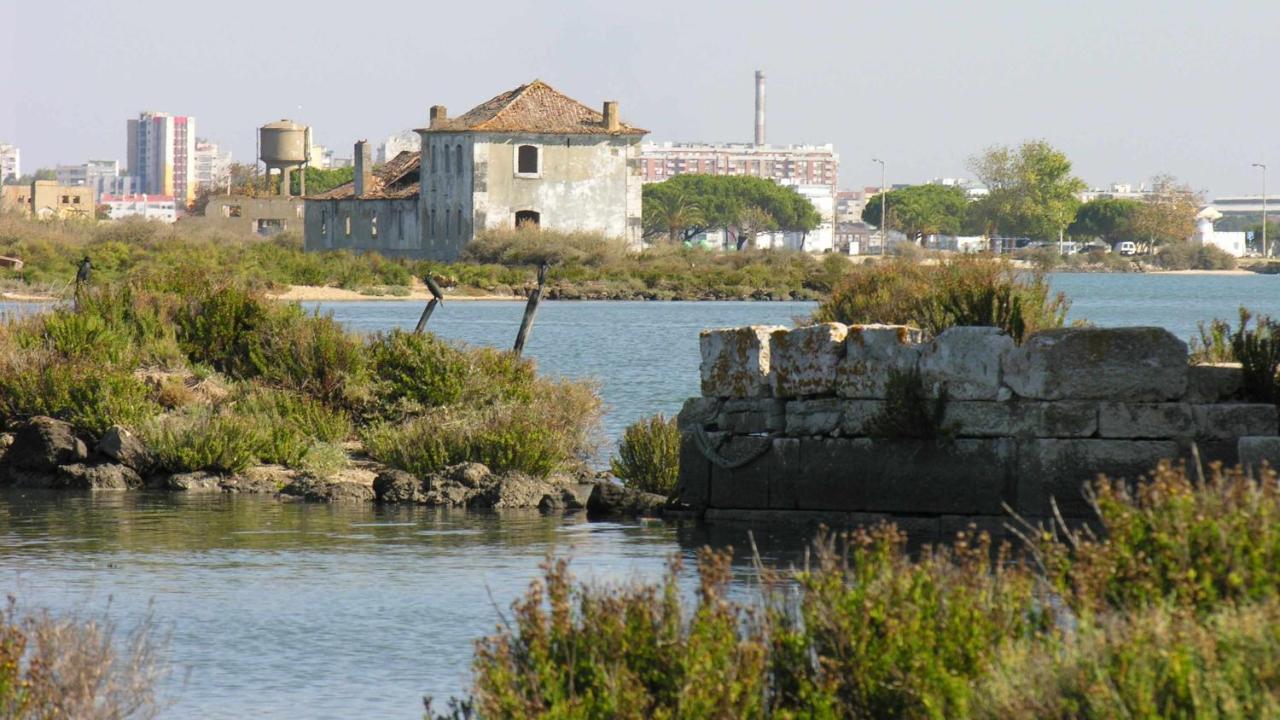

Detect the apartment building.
[
  {"left": 0, "top": 144, "right": 18, "bottom": 183},
  {"left": 193, "top": 139, "right": 232, "bottom": 191},
  {"left": 639, "top": 141, "right": 838, "bottom": 192},
  {"left": 127, "top": 111, "right": 197, "bottom": 208}
]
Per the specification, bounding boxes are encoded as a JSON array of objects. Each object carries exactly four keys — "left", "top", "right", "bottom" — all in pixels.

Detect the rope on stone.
[{"left": 691, "top": 426, "right": 772, "bottom": 469}]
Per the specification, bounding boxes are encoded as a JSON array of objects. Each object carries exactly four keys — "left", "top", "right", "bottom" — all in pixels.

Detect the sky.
[{"left": 4, "top": 0, "right": 1278, "bottom": 196}]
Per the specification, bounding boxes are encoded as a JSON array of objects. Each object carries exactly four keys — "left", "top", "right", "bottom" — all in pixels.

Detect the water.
[{"left": 4, "top": 272, "right": 1280, "bottom": 717}]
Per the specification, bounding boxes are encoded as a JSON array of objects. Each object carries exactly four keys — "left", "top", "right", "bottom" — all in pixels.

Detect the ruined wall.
[
  {"left": 416, "top": 132, "right": 475, "bottom": 261},
  {"left": 678, "top": 323, "right": 1279, "bottom": 532},
  {"left": 303, "top": 198, "right": 421, "bottom": 257}
]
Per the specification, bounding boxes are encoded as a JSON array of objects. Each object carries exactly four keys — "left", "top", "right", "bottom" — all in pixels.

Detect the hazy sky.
[{"left": 5, "top": 0, "right": 1278, "bottom": 195}]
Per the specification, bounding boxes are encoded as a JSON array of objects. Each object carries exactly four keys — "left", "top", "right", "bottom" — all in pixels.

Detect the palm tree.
[{"left": 645, "top": 192, "right": 705, "bottom": 244}]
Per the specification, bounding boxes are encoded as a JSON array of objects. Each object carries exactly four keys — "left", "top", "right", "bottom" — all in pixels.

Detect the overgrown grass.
[
  {"left": 610, "top": 414, "right": 680, "bottom": 495},
  {"left": 1189, "top": 307, "right": 1280, "bottom": 403},
  {"left": 812, "top": 255, "right": 1068, "bottom": 343},
  {"left": 447, "top": 461, "right": 1280, "bottom": 718}
]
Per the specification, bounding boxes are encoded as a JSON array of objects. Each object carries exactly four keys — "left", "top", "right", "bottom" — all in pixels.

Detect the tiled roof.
[
  {"left": 306, "top": 151, "right": 420, "bottom": 201},
  {"left": 420, "top": 80, "right": 647, "bottom": 136}
]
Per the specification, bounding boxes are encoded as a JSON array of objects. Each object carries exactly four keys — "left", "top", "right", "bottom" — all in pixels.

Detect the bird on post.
[{"left": 424, "top": 275, "right": 445, "bottom": 304}]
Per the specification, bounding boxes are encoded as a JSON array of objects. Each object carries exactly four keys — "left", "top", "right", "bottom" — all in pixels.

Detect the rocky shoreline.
[{"left": 0, "top": 416, "right": 667, "bottom": 517}]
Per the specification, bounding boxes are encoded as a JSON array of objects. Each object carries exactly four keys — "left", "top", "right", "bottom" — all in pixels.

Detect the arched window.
[
  {"left": 371, "top": 214, "right": 378, "bottom": 238},
  {"left": 446, "top": 207, "right": 452, "bottom": 236},
  {"left": 430, "top": 145, "right": 436, "bottom": 173},
  {"left": 515, "top": 210, "right": 540, "bottom": 228},
  {"left": 456, "top": 209, "right": 462, "bottom": 237},
  {"left": 455, "top": 145, "right": 463, "bottom": 175},
  {"left": 344, "top": 216, "right": 352, "bottom": 238},
  {"left": 516, "top": 144, "right": 539, "bottom": 175},
  {"left": 444, "top": 144, "right": 450, "bottom": 173}
]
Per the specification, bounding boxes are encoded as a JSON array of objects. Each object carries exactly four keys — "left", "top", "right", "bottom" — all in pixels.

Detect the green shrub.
[
  {"left": 0, "top": 352, "right": 157, "bottom": 437},
  {"left": 366, "top": 330, "right": 536, "bottom": 415},
  {"left": 1191, "top": 316, "right": 1234, "bottom": 364},
  {"left": 143, "top": 408, "right": 261, "bottom": 474},
  {"left": 1157, "top": 241, "right": 1240, "bottom": 271},
  {"left": 813, "top": 256, "right": 1069, "bottom": 343},
  {"left": 246, "top": 306, "right": 367, "bottom": 406},
  {"left": 1231, "top": 308, "right": 1280, "bottom": 403},
  {"left": 610, "top": 414, "right": 680, "bottom": 495},
  {"left": 299, "top": 442, "right": 350, "bottom": 479}
]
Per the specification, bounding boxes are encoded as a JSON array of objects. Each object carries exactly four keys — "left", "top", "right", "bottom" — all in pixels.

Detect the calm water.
[{"left": 3, "top": 272, "right": 1280, "bottom": 718}]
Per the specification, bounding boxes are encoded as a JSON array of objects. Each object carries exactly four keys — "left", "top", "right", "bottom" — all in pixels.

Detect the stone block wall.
[{"left": 681, "top": 323, "right": 1279, "bottom": 526}]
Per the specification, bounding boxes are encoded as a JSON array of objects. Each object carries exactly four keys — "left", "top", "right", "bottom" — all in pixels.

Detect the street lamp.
[
  {"left": 872, "top": 158, "right": 886, "bottom": 256},
  {"left": 1253, "top": 163, "right": 1268, "bottom": 258}
]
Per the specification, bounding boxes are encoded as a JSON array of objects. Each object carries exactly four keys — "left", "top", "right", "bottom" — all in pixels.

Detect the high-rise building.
[
  {"left": 54, "top": 159, "right": 131, "bottom": 202},
  {"left": 127, "top": 112, "right": 197, "bottom": 207},
  {"left": 377, "top": 130, "right": 421, "bottom": 164},
  {"left": 0, "top": 144, "right": 19, "bottom": 183},
  {"left": 193, "top": 139, "right": 232, "bottom": 191},
  {"left": 638, "top": 142, "right": 839, "bottom": 193}
]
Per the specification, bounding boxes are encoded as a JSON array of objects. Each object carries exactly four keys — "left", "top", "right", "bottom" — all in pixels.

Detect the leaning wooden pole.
[
  {"left": 413, "top": 298, "right": 439, "bottom": 334},
  {"left": 512, "top": 263, "right": 548, "bottom": 358}
]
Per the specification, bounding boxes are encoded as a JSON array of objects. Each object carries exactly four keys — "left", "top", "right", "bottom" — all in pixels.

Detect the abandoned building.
[{"left": 303, "top": 80, "right": 647, "bottom": 259}]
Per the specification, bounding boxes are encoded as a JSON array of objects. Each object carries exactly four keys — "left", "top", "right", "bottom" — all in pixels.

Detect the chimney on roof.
[
  {"left": 354, "top": 141, "right": 372, "bottom": 198},
  {"left": 430, "top": 105, "right": 448, "bottom": 129},
  {"left": 754, "top": 70, "right": 766, "bottom": 146},
  {"left": 603, "top": 101, "right": 620, "bottom": 132}
]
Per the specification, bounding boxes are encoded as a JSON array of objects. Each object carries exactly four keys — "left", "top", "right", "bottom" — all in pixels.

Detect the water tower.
[{"left": 259, "top": 119, "right": 311, "bottom": 196}]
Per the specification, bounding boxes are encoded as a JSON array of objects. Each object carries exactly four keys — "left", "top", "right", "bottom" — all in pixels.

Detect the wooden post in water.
[
  {"left": 413, "top": 298, "right": 439, "bottom": 334},
  {"left": 512, "top": 263, "right": 548, "bottom": 358}
]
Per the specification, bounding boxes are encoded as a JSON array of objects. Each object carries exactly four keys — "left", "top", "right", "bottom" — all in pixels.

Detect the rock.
[
  {"left": 677, "top": 397, "right": 722, "bottom": 431},
  {"left": 699, "top": 325, "right": 785, "bottom": 398},
  {"left": 154, "top": 471, "right": 223, "bottom": 492},
  {"left": 587, "top": 482, "right": 666, "bottom": 517},
  {"left": 224, "top": 465, "right": 295, "bottom": 493},
  {"left": 716, "top": 398, "right": 785, "bottom": 435},
  {"left": 785, "top": 398, "right": 843, "bottom": 436},
  {"left": 1098, "top": 403, "right": 1196, "bottom": 439},
  {"left": 55, "top": 463, "right": 142, "bottom": 490},
  {"left": 836, "top": 324, "right": 924, "bottom": 399},
  {"left": 96, "top": 426, "right": 154, "bottom": 472},
  {"left": 769, "top": 323, "right": 848, "bottom": 398},
  {"left": 1238, "top": 436, "right": 1280, "bottom": 473},
  {"left": 476, "top": 473, "right": 561, "bottom": 509},
  {"left": 373, "top": 469, "right": 422, "bottom": 503},
  {"left": 1192, "top": 404, "right": 1279, "bottom": 440},
  {"left": 450, "top": 462, "right": 492, "bottom": 488},
  {"left": 6, "top": 417, "right": 88, "bottom": 471},
  {"left": 1185, "top": 364, "right": 1244, "bottom": 404},
  {"left": 918, "top": 327, "right": 1015, "bottom": 401},
  {"left": 940, "top": 401, "right": 1098, "bottom": 439},
  {"left": 4, "top": 468, "right": 60, "bottom": 488},
  {"left": 840, "top": 400, "right": 886, "bottom": 436},
  {"left": 281, "top": 477, "right": 374, "bottom": 502},
  {"left": 1004, "top": 327, "right": 1189, "bottom": 401}
]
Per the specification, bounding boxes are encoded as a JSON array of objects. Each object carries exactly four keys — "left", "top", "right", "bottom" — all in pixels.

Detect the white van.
[{"left": 1116, "top": 241, "right": 1137, "bottom": 256}]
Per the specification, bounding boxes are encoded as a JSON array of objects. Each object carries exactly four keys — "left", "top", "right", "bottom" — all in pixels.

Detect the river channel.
[{"left": 2, "top": 272, "right": 1278, "bottom": 717}]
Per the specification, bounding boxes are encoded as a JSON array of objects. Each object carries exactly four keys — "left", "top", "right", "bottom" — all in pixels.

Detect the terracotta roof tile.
[
  {"left": 420, "top": 80, "right": 647, "bottom": 136},
  {"left": 306, "top": 151, "right": 420, "bottom": 201}
]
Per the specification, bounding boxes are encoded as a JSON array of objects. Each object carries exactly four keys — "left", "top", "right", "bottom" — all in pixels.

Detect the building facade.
[
  {"left": 639, "top": 142, "right": 838, "bottom": 193},
  {"left": 193, "top": 139, "right": 232, "bottom": 191},
  {"left": 54, "top": 160, "right": 132, "bottom": 203},
  {"left": 127, "top": 111, "right": 197, "bottom": 208},
  {"left": 101, "top": 194, "right": 177, "bottom": 223},
  {"left": 0, "top": 144, "right": 18, "bottom": 183},
  {"left": 377, "top": 131, "right": 421, "bottom": 164},
  {"left": 1, "top": 181, "right": 94, "bottom": 219},
  {"left": 202, "top": 195, "right": 306, "bottom": 236},
  {"left": 305, "top": 80, "right": 647, "bottom": 259}
]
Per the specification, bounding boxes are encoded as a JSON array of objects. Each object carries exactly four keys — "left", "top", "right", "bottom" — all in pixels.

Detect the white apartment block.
[
  {"left": 377, "top": 130, "right": 421, "bottom": 164},
  {"left": 101, "top": 194, "right": 177, "bottom": 223},
  {"left": 0, "top": 144, "right": 19, "bottom": 183},
  {"left": 639, "top": 141, "right": 839, "bottom": 192},
  {"left": 193, "top": 139, "right": 233, "bottom": 191},
  {"left": 127, "top": 111, "right": 197, "bottom": 207}
]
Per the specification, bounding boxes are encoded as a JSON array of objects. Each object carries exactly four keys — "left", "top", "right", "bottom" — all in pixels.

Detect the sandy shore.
[
  {"left": 268, "top": 285, "right": 522, "bottom": 302},
  {"left": 1, "top": 291, "right": 57, "bottom": 302},
  {"left": 1146, "top": 269, "right": 1257, "bottom": 276}
]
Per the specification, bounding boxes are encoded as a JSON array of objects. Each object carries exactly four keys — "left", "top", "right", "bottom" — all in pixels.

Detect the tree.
[
  {"left": 1069, "top": 197, "right": 1140, "bottom": 243},
  {"left": 641, "top": 175, "right": 820, "bottom": 247},
  {"left": 967, "top": 140, "right": 1085, "bottom": 240},
  {"left": 861, "top": 184, "right": 967, "bottom": 241},
  {"left": 290, "top": 166, "right": 356, "bottom": 196},
  {"left": 1129, "top": 174, "right": 1200, "bottom": 254},
  {"left": 735, "top": 205, "right": 777, "bottom": 250}
]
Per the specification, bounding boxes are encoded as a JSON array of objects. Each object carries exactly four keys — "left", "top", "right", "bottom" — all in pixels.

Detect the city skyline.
[{"left": 4, "top": 0, "right": 1278, "bottom": 196}]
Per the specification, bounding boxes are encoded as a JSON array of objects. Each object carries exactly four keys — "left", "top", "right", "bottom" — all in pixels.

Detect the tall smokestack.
[{"left": 754, "top": 70, "right": 766, "bottom": 146}]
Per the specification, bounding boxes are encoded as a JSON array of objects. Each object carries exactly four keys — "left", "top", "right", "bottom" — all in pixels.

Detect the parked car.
[{"left": 1116, "top": 241, "right": 1138, "bottom": 256}]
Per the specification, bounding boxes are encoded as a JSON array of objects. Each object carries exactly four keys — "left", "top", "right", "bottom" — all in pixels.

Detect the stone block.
[
  {"left": 1184, "top": 364, "right": 1244, "bottom": 403},
  {"left": 841, "top": 400, "right": 886, "bottom": 436},
  {"left": 1004, "top": 327, "right": 1189, "bottom": 401},
  {"left": 1193, "top": 403, "right": 1279, "bottom": 440},
  {"left": 1098, "top": 403, "right": 1195, "bottom": 439},
  {"left": 943, "top": 401, "right": 1097, "bottom": 438},
  {"left": 769, "top": 323, "right": 848, "bottom": 398},
  {"left": 708, "top": 436, "right": 776, "bottom": 510},
  {"left": 835, "top": 324, "right": 923, "bottom": 399},
  {"left": 786, "top": 398, "right": 843, "bottom": 436},
  {"left": 1238, "top": 436, "right": 1280, "bottom": 473},
  {"left": 677, "top": 397, "right": 722, "bottom": 431},
  {"left": 1015, "top": 439, "right": 1180, "bottom": 517},
  {"left": 791, "top": 437, "right": 1011, "bottom": 515},
  {"left": 716, "top": 398, "right": 786, "bottom": 434},
  {"left": 699, "top": 325, "right": 785, "bottom": 398},
  {"left": 676, "top": 431, "right": 712, "bottom": 508},
  {"left": 918, "top": 327, "right": 1015, "bottom": 401}
]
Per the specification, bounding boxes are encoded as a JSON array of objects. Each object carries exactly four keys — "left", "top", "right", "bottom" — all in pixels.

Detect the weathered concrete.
[
  {"left": 942, "top": 401, "right": 1098, "bottom": 439},
  {"left": 1004, "top": 327, "right": 1189, "bottom": 401},
  {"left": 835, "top": 324, "right": 923, "bottom": 399},
  {"left": 918, "top": 327, "right": 1014, "bottom": 400},
  {"left": 1192, "top": 403, "right": 1279, "bottom": 440},
  {"left": 1016, "top": 439, "right": 1180, "bottom": 517},
  {"left": 700, "top": 326, "right": 785, "bottom": 398},
  {"left": 785, "top": 398, "right": 842, "bottom": 436},
  {"left": 769, "top": 323, "right": 848, "bottom": 397},
  {"left": 717, "top": 398, "right": 786, "bottom": 434},
  {"left": 1098, "top": 403, "right": 1196, "bottom": 439}
]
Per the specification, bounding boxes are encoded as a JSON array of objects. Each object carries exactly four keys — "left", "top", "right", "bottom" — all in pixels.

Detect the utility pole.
[
  {"left": 1254, "top": 163, "right": 1268, "bottom": 257},
  {"left": 873, "top": 158, "right": 887, "bottom": 256}
]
